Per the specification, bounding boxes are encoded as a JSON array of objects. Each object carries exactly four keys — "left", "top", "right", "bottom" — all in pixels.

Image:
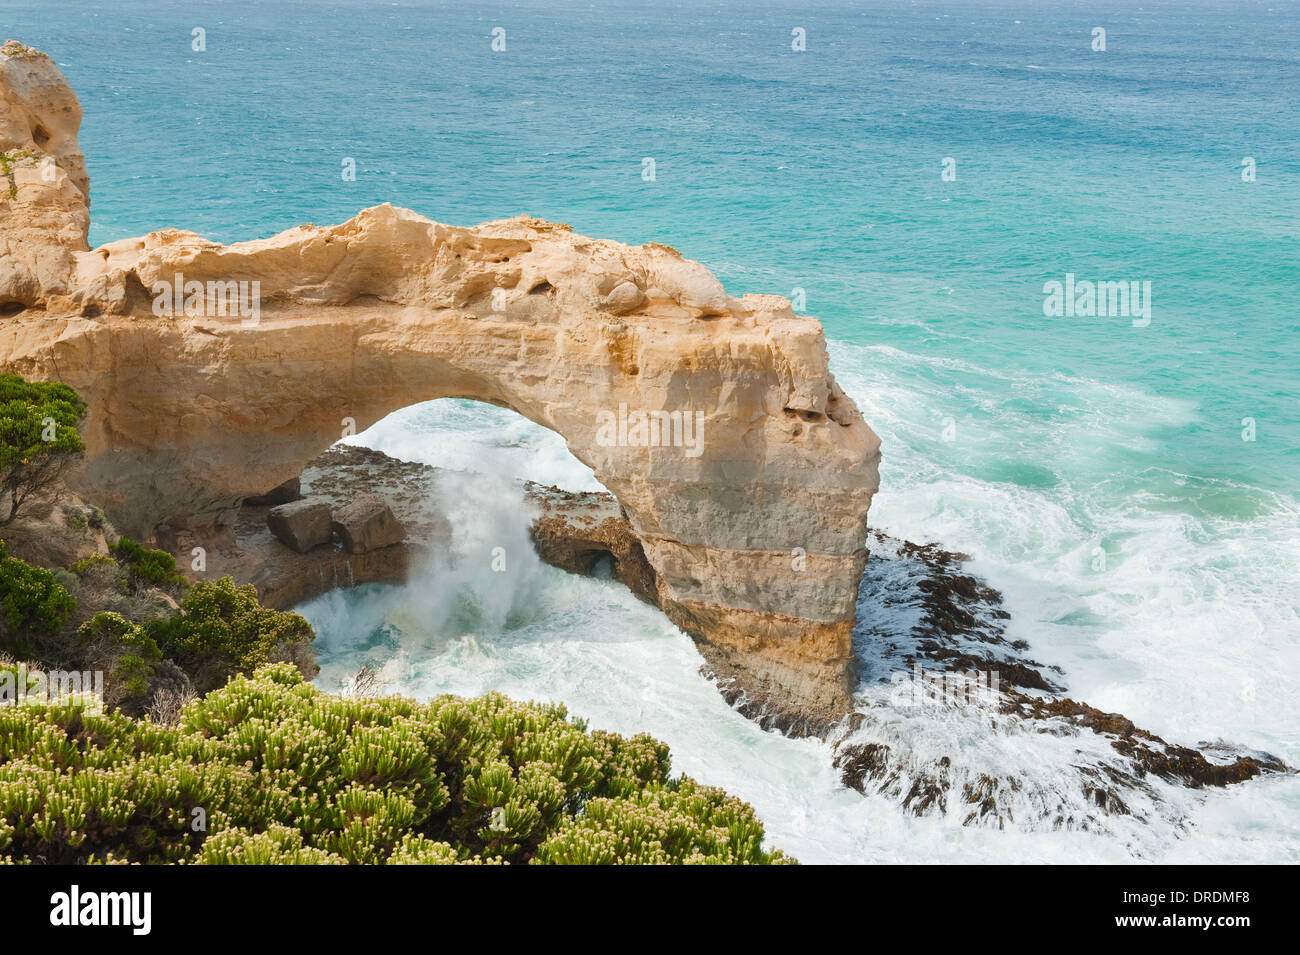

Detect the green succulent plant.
[{"left": 0, "top": 663, "right": 791, "bottom": 865}]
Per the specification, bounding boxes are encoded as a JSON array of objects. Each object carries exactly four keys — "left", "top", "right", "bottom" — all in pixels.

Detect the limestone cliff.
[
  {"left": 0, "top": 42, "right": 881, "bottom": 726},
  {"left": 0, "top": 41, "right": 89, "bottom": 312}
]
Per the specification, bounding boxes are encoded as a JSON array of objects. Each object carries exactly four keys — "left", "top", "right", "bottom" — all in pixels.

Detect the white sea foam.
[
  {"left": 829, "top": 339, "right": 1300, "bottom": 759},
  {"left": 298, "top": 338, "right": 1300, "bottom": 864}
]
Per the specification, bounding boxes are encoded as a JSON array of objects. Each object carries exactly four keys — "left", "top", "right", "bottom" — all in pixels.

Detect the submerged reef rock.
[
  {"left": 0, "top": 46, "right": 880, "bottom": 726},
  {"left": 832, "top": 532, "right": 1290, "bottom": 842}
]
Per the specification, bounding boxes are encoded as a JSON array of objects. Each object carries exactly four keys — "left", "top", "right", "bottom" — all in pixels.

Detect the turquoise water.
[
  {"left": 16, "top": 0, "right": 1297, "bottom": 490},
  {"left": 9, "top": 0, "right": 1298, "bottom": 860}
]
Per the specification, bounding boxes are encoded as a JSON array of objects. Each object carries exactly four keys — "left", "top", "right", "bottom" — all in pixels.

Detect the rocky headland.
[
  {"left": 1, "top": 41, "right": 1290, "bottom": 841},
  {"left": 1, "top": 42, "right": 877, "bottom": 728}
]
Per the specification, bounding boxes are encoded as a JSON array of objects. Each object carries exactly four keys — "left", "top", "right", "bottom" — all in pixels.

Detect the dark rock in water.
[
  {"left": 1009, "top": 694, "right": 1288, "bottom": 788},
  {"left": 244, "top": 476, "right": 302, "bottom": 506},
  {"left": 330, "top": 493, "right": 405, "bottom": 554},
  {"left": 267, "top": 498, "right": 332, "bottom": 553},
  {"left": 854, "top": 531, "right": 1062, "bottom": 693},
  {"left": 827, "top": 529, "right": 1296, "bottom": 837}
]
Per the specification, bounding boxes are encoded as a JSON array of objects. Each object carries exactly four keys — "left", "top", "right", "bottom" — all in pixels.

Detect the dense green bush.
[
  {"left": 0, "top": 539, "right": 76, "bottom": 660},
  {"left": 76, "top": 611, "right": 163, "bottom": 699},
  {"left": 2, "top": 540, "right": 315, "bottom": 708},
  {"left": 0, "top": 664, "right": 790, "bottom": 864},
  {"left": 69, "top": 554, "right": 116, "bottom": 574},
  {"left": 0, "top": 374, "right": 87, "bottom": 524},
  {"left": 109, "top": 537, "right": 187, "bottom": 594},
  {"left": 146, "top": 577, "right": 316, "bottom": 691}
]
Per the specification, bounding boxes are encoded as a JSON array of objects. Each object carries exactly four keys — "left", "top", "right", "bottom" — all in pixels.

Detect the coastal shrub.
[
  {"left": 50, "top": 568, "right": 78, "bottom": 593},
  {"left": 145, "top": 577, "right": 316, "bottom": 691},
  {"left": 0, "top": 658, "right": 35, "bottom": 698},
  {"left": 76, "top": 611, "right": 163, "bottom": 701},
  {"left": 0, "top": 664, "right": 790, "bottom": 865},
  {"left": 0, "top": 374, "right": 87, "bottom": 524},
  {"left": 534, "top": 779, "right": 778, "bottom": 864},
  {"left": 70, "top": 553, "right": 116, "bottom": 574},
  {"left": 109, "top": 537, "right": 186, "bottom": 594},
  {"left": 0, "top": 539, "right": 76, "bottom": 660}
]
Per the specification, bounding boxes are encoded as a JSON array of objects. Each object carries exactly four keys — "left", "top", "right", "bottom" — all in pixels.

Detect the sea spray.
[
  {"left": 304, "top": 467, "right": 553, "bottom": 695},
  {"left": 297, "top": 392, "right": 1300, "bottom": 863},
  {"left": 399, "top": 469, "right": 550, "bottom": 637},
  {"left": 341, "top": 399, "right": 602, "bottom": 493}
]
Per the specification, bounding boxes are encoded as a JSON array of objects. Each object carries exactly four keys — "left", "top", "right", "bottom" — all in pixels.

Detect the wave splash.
[{"left": 296, "top": 342, "right": 1300, "bottom": 862}]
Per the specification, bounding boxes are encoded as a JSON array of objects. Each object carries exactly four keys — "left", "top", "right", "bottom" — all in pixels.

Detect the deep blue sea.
[{"left": 7, "top": 0, "right": 1297, "bottom": 861}]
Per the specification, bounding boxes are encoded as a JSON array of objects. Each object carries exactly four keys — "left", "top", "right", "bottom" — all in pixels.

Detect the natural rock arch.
[{"left": 0, "top": 44, "right": 881, "bottom": 727}]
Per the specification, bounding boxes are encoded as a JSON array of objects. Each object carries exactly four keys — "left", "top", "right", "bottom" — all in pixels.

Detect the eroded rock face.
[
  {"left": 0, "top": 42, "right": 89, "bottom": 312},
  {"left": 0, "top": 47, "right": 882, "bottom": 723}
]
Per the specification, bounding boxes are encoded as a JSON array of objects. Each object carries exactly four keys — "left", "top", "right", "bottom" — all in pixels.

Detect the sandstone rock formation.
[
  {"left": 527, "top": 485, "right": 661, "bottom": 607},
  {"left": 0, "top": 44, "right": 882, "bottom": 726},
  {"left": 331, "top": 494, "right": 405, "bottom": 554},
  {"left": 0, "top": 41, "right": 89, "bottom": 314},
  {"left": 267, "top": 499, "right": 333, "bottom": 553}
]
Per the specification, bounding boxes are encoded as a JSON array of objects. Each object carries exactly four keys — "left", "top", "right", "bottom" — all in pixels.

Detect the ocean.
[{"left": 8, "top": 0, "right": 1297, "bottom": 862}]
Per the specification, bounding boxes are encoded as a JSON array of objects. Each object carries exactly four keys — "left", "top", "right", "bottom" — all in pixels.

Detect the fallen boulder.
[
  {"left": 331, "top": 494, "right": 405, "bottom": 553},
  {"left": 267, "top": 498, "right": 332, "bottom": 553}
]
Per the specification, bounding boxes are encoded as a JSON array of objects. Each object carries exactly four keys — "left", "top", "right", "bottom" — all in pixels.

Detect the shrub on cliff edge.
[
  {"left": 75, "top": 610, "right": 163, "bottom": 706},
  {"left": 110, "top": 536, "right": 187, "bottom": 595},
  {"left": 0, "top": 539, "right": 75, "bottom": 660},
  {"left": 0, "top": 374, "right": 86, "bottom": 525}
]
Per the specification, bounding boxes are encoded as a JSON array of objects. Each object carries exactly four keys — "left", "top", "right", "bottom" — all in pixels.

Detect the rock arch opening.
[
  {"left": 321, "top": 396, "right": 662, "bottom": 610},
  {"left": 2, "top": 51, "right": 881, "bottom": 730},
  {"left": 336, "top": 397, "right": 606, "bottom": 496}
]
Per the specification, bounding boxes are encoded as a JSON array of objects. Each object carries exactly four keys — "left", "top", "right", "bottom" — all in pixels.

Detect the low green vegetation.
[
  {"left": 146, "top": 576, "right": 316, "bottom": 693},
  {"left": 2, "top": 541, "right": 314, "bottom": 704},
  {"left": 0, "top": 539, "right": 75, "bottom": 660},
  {"left": 0, "top": 374, "right": 87, "bottom": 524},
  {"left": 76, "top": 611, "right": 162, "bottom": 700},
  {"left": 110, "top": 536, "right": 187, "bottom": 594},
  {"left": 69, "top": 553, "right": 115, "bottom": 574},
  {"left": 0, "top": 664, "right": 790, "bottom": 864}
]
